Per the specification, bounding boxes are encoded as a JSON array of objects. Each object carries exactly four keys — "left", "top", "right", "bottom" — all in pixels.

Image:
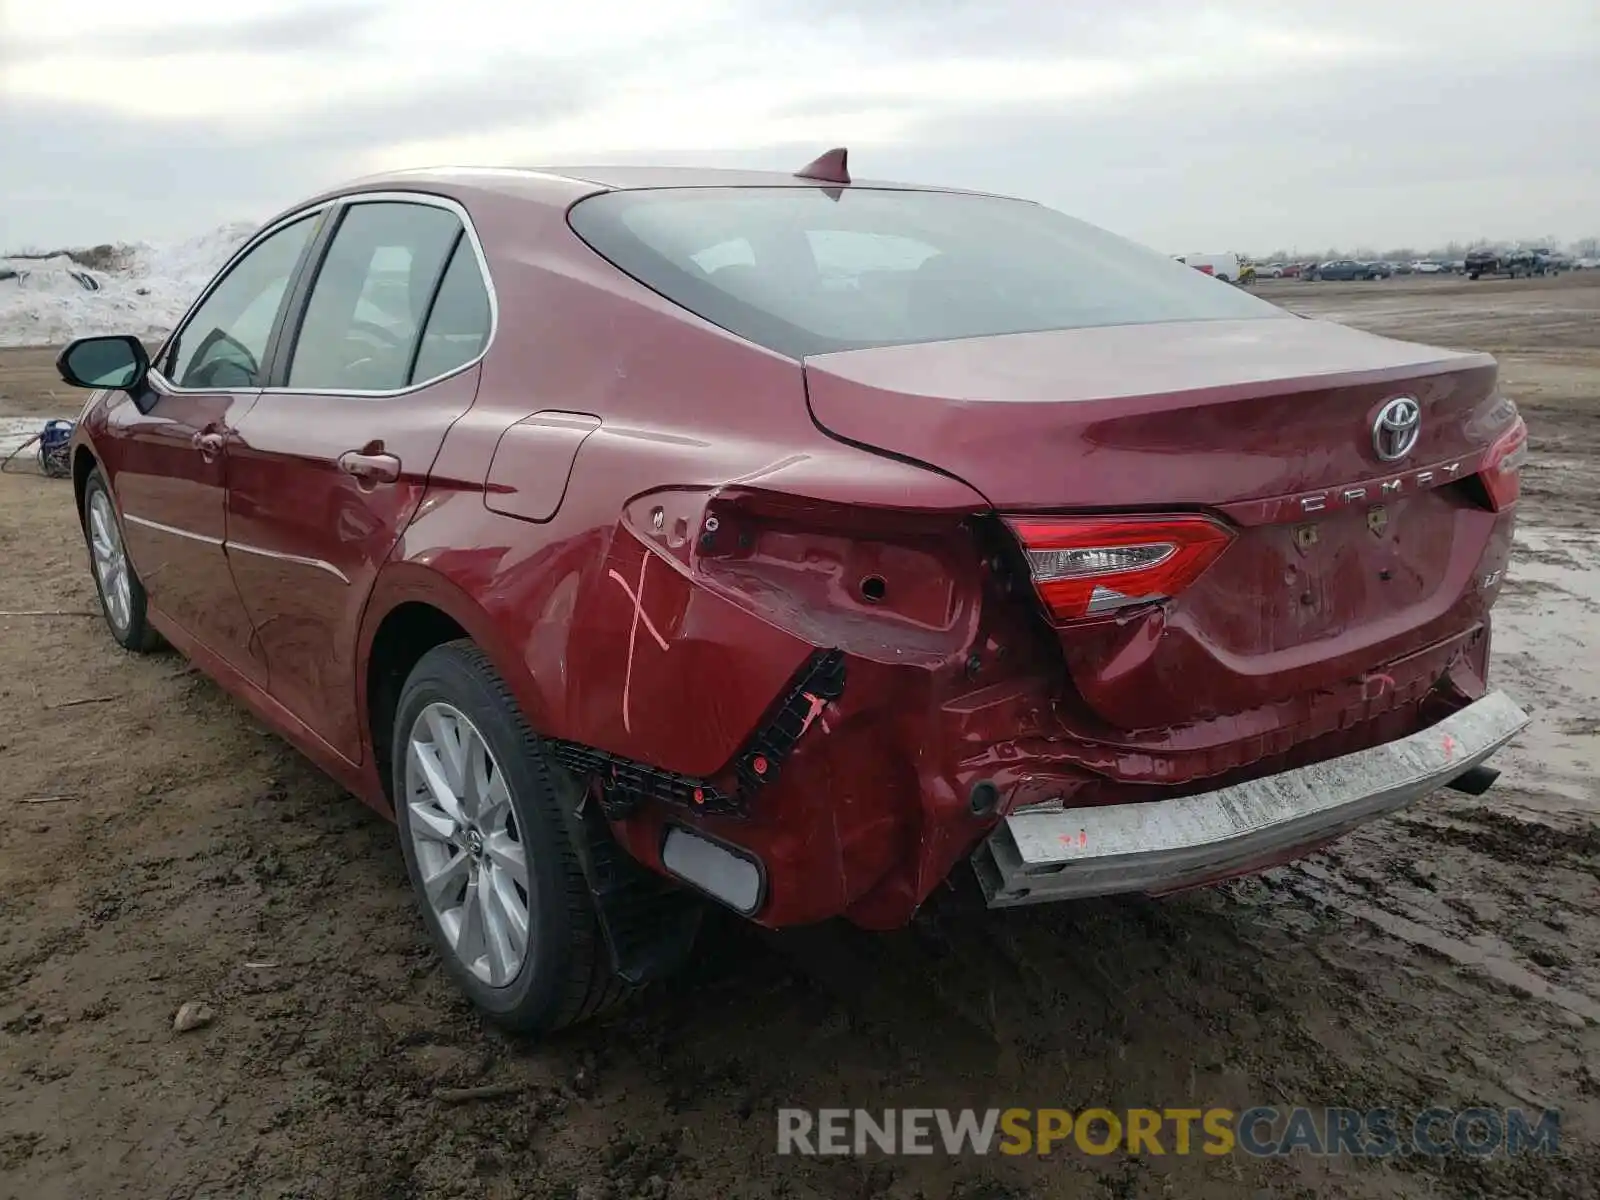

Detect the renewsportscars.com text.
[{"left": 776, "top": 1106, "right": 1561, "bottom": 1158}]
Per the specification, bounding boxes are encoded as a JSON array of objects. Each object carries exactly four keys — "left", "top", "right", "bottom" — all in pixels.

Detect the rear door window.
[{"left": 286, "top": 201, "right": 464, "bottom": 391}]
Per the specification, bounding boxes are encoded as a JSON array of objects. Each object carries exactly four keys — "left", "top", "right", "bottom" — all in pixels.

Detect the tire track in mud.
[
  {"left": 1493, "top": 524, "right": 1600, "bottom": 814},
  {"left": 1283, "top": 856, "right": 1600, "bottom": 1028}
]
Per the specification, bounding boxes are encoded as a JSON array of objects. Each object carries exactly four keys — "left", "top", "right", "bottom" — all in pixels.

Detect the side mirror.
[{"left": 56, "top": 335, "right": 149, "bottom": 391}]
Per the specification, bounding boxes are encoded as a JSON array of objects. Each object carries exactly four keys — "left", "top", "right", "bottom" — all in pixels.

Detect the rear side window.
[
  {"left": 410, "top": 238, "right": 492, "bottom": 383},
  {"left": 287, "top": 201, "right": 465, "bottom": 391},
  {"left": 569, "top": 188, "right": 1289, "bottom": 359}
]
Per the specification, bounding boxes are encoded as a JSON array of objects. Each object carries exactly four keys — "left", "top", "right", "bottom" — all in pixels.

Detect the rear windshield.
[{"left": 568, "top": 187, "right": 1288, "bottom": 358}]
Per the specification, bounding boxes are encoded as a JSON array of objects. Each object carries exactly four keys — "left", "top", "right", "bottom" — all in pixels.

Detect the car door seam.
[
  {"left": 122, "top": 512, "right": 225, "bottom": 546},
  {"left": 224, "top": 541, "right": 352, "bottom": 583}
]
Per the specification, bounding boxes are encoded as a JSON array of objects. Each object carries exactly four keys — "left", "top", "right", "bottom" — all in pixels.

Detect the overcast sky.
[{"left": 2, "top": 0, "right": 1596, "bottom": 254}]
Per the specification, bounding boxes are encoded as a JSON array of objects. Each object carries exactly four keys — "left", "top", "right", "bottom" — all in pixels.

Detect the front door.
[
  {"left": 107, "top": 212, "right": 322, "bottom": 682},
  {"left": 225, "top": 197, "right": 495, "bottom": 762}
]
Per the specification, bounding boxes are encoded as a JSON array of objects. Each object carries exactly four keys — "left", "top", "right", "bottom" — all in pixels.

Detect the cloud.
[
  {"left": 17, "top": 2, "right": 386, "bottom": 57},
  {"left": 870, "top": 50, "right": 1600, "bottom": 253},
  {"left": 2, "top": 0, "right": 1596, "bottom": 251}
]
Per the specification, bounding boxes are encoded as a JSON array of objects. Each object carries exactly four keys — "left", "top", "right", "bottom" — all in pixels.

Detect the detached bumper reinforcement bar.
[{"left": 973, "top": 690, "right": 1530, "bottom": 908}]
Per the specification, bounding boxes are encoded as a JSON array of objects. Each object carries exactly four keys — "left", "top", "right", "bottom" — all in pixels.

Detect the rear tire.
[
  {"left": 392, "top": 640, "right": 628, "bottom": 1034},
  {"left": 80, "top": 468, "right": 160, "bottom": 653}
]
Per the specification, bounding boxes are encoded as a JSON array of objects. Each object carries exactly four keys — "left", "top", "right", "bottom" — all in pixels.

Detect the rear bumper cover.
[{"left": 973, "top": 689, "right": 1529, "bottom": 907}]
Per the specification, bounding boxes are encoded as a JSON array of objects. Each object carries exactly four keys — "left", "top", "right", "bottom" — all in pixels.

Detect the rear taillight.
[
  {"left": 1005, "top": 514, "right": 1235, "bottom": 621},
  {"left": 1479, "top": 417, "right": 1528, "bottom": 511}
]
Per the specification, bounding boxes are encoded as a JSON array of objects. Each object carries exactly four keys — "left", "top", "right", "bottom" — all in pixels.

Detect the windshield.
[{"left": 568, "top": 187, "right": 1289, "bottom": 358}]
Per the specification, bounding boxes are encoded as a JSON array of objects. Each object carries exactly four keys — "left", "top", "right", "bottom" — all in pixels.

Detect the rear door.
[
  {"left": 224, "top": 195, "right": 495, "bottom": 763},
  {"left": 105, "top": 211, "right": 323, "bottom": 684}
]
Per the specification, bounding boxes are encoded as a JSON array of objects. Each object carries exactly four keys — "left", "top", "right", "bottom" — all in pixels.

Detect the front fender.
[{"left": 68, "top": 390, "right": 114, "bottom": 516}]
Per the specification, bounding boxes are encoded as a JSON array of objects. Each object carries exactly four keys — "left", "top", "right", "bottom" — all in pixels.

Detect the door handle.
[
  {"left": 338, "top": 450, "right": 401, "bottom": 484},
  {"left": 191, "top": 431, "right": 225, "bottom": 461}
]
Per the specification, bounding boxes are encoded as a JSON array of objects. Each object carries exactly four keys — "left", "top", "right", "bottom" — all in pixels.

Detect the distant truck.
[
  {"left": 1464, "top": 248, "right": 1560, "bottom": 279},
  {"left": 1175, "top": 252, "right": 1241, "bottom": 283}
]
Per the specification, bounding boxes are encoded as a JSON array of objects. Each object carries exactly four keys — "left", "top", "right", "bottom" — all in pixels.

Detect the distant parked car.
[
  {"left": 1279, "top": 262, "right": 1306, "bottom": 278},
  {"left": 1410, "top": 260, "right": 1446, "bottom": 274},
  {"left": 1308, "top": 259, "right": 1384, "bottom": 281},
  {"left": 1257, "top": 263, "right": 1286, "bottom": 279},
  {"left": 1529, "top": 249, "right": 1568, "bottom": 275},
  {"left": 1574, "top": 257, "right": 1600, "bottom": 270}
]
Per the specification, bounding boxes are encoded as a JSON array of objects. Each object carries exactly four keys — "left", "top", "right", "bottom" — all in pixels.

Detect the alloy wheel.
[
  {"left": 403, "top": 701, "right": 532, "bottom": 986},
  {"left": 88, "top": 489, "right": 131, "bottom": 634}
]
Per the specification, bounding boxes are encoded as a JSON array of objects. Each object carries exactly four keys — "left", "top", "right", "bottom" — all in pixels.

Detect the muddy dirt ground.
[{"left": 1, "top": 274, "right": 1597, "bottom": 1200}]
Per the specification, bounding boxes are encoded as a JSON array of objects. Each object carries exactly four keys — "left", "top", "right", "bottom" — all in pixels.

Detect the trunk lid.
[{"left": 803, "top": 317, "right": 1516, "bottom": 731}]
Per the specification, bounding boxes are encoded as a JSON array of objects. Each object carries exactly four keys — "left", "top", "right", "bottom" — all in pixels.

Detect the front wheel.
[
  {"left": 392, "top": 640, "right": 627, "bottom": 1033},
  {"left": 80, "top": 468, "right": 160, "bottom": 652}
]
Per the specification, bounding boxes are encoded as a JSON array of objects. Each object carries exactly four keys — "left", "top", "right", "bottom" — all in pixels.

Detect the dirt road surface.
[{"left": 2, "top": 275, "right": 1597, "bottom": 1199}]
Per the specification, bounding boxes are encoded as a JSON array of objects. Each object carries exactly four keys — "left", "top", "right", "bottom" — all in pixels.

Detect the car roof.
[
  {"left": 321, "top": 163, "right": 1010, "bottom": 209},
  {"left": 260, "top": 161, "right": 1029, "bottom": 248},
  {"left": 540, "top": 164, "right": 992, "bottom": 193}
]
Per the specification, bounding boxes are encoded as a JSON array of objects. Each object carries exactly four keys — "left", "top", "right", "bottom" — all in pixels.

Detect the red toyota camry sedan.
[{"left": 56, "top": 151, "right": 1530, "bottom": 1032}]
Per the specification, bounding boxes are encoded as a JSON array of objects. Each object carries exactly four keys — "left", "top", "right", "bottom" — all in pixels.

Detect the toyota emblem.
[{"left": 1372, "top": 396, "right": 1421, "bottom": 462}]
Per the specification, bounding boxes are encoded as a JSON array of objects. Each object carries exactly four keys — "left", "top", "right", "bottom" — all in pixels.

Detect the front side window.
[
  {"left": 570, "top": 188, "right": 1291, "bottom": 359},
  {"left": 164, "top": 214, "right": 317, "bottom": 389},
  {"left": 287, "top": 201, "right": 464, "bottom": 391}
]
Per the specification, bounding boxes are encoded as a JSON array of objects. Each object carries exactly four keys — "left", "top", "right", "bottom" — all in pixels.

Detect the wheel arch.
[
  {"left": 72, "top": 443, "right": 99, "bottom": 522},
  {"left": 360, "top": 562, "right": 556, "bottom": 808}
]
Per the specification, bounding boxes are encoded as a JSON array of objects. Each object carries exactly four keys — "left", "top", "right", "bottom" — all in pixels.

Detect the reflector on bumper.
[
  {"left": 973, "top": 690, "right": 1530, "bottom": 907},
  {"left": 662, "top": 826, "right": 766, "bottom": 915}
]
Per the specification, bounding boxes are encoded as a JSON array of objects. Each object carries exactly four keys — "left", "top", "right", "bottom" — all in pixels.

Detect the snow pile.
[
  {"left": 0, "top": 220, "right": 257, "bottom": 349},
  {"left": 0, "top": 254, "right": 107, "bottom": 295}
]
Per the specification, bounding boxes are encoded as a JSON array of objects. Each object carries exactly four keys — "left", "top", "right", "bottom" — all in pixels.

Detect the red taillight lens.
[
  {"left": 1005, "top": 514, "right": 1235, "bottom": 621},
  {"left": 1479, "top": 417, "right": 1528, "bottom": 511}
]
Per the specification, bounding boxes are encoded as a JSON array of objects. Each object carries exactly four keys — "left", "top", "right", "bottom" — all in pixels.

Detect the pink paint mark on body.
[
  {"left": 608, "top": 551, "right": 670, "bottom": 734},
  {"left": 1361, "top": 671, "right": 1396, "bottom": 700},
  {"left": 1442, "top": 733, "right": 1458, "bottom": 759},
  {"left": 798, "top": 691, "right": 831, "bottom": 738}
]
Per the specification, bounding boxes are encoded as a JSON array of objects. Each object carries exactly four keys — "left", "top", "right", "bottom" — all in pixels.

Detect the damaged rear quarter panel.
[{"left": 386, "top": 240, "right": 1005, "bottom": 925}]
